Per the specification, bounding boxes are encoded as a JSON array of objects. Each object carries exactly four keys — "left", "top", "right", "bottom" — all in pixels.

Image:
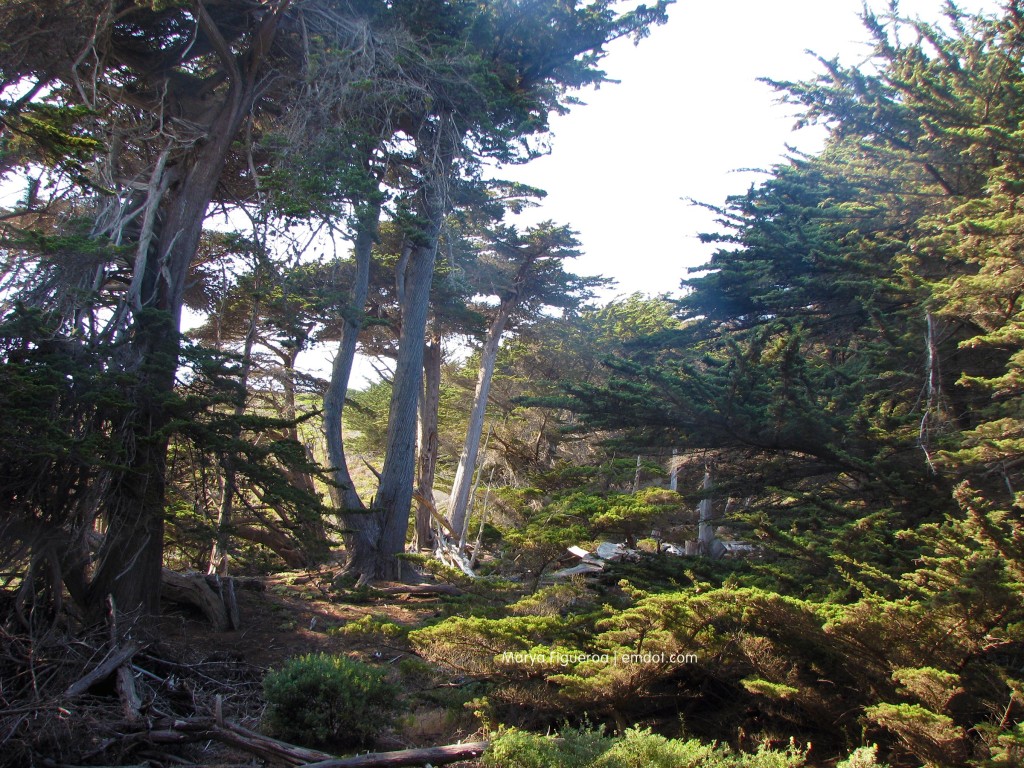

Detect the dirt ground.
[
  {"left": 145, "top": 569, "right": 485, "bottom": 765},
  {"left": 157, "top": 571, "right": 435, "bottom": 669}
]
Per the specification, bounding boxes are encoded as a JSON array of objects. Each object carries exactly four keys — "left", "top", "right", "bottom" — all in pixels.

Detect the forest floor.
[
  {"left": 149, "top": 567, "right": 486, "bottom": 765},
  {"left": 158, "top": 570, "right": 427, "bottom": 667}
]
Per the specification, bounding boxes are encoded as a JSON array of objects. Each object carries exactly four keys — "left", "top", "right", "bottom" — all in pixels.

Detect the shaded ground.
[
  {"left": 0, "top": 568, "right": 488, "bottom": 767},
  {"left": 145, "top": 568, "right": 485, "bottom": 764},
  {"left": 158, "top": 571, "right": 434, "bottom": 669}
]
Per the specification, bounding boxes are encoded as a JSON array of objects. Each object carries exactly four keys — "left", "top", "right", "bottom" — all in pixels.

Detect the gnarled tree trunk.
[{"left": 85, "top": 6, "right": 288, "bottom": 619}]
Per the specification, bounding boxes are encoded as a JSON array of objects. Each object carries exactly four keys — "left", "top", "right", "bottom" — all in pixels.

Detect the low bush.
[
  {"left": 262, "top": 653, "right": 399, "bottom": 748},
  {"left": 481, "top": 727, "right": 808, "bottom": 768}
]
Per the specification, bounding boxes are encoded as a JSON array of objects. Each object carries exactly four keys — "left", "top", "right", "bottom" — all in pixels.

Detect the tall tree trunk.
[
  {"left": 448, "top": 306, "right": 512, "bottom": 540},
  {"left": 84, "top": 15, "right": 283, "bottom": 618},
  {"left": 414, "top": 333, "right": 441, "bottom": 550},
  {"left": 697, "top": 468, "right": 715, "bottom": 556},
  {"left": 343, "top": 116, "right": 454, "bottom": 584},
  {"left": 367, "top": 235, "right": 439, "bottom": 580},
  {"left": 325, "top": 207, "right": 381, "bottom": 543}
]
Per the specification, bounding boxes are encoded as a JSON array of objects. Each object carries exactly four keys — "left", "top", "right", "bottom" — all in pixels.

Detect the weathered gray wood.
[
  {"left": 63, "top": 643, "right": 139, "bottom": 699},
  {"left": 122, "top": 715, "right": 488, "bottom": 768},
  {"left": 697, "top": 468, "right": 717, "bottom": 557},
  {"left": 302, "top": 740, "right": 490, "bottom": 768},
  {"left": 204, "top": 573, "right": 241, "bottom": 630},
  {"left": 140, "top": 716, "right": 334, "bottom": 765}
]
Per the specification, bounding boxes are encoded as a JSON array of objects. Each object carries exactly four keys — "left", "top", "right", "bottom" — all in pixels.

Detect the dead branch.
[
  {"left": 63, "top": 642, "right": 140, "bottom": 699},
  {"left": 114, "top": 713, "right": 490, "bottom": 768},
  {"left": 125, "top": 716, "right": 333, "bottom": 765}
]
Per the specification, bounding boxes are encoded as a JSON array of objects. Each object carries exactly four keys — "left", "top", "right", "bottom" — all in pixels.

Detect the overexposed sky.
[{"left": 495, "top": 0, "right": 1002, "bottom": 298}]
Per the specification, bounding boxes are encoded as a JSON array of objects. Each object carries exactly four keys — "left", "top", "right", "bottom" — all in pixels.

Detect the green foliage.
[
  {"left": 836, "top": 746, "right": 888, "bottom": 768},
  {"left": 482, "top": 727, "right": 807, "bottom": 768},
  {"left": 262, "top": 653, "right": 399, "bottom": 748},
  {"left": 482, "top": 726, "right": 611, "bottom": 768},
  {"left": 165, "top": 341, "right": 333, "bottom": 569},
  {"left": 328, "top": 614, "right": 408, "bottom": 643},
  {"left": 863, "top": 703, "right": 964, "bottom": 766}
]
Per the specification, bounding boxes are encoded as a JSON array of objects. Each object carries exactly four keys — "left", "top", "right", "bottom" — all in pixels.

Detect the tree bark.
[
  {"left": 367, "top": 235, "right": 440, "bottom": 580},
  {"left": 697, "top": 467, "right": 715, "bottom": 556},
  {"left": 448, "top": 304, "right": 512, "bottom": 541},
  {"left": 160, "top": 569, "right": 232, "bottom": 631},
  {"left": 414, "top": 333, "right": 441, "bottom": 550},
  {"left": 326, "top": 211, "right": 379, "bottom": 511},
  {"left": 84, "top": 7, "right": 287, "bottom": 619},
  {"left": 354, "top": 123, "right": 453, "bottom": 583}
]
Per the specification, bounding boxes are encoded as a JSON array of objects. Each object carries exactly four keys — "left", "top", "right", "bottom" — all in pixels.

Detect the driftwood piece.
[
  {"left": 434, "top": 538, "right": 476, "bottom": 578},
  {"left": 161, "top": 569, "right": 231, "bottom": 631},
  {"left": 414, "top": 490, "right": 458, "bottom": 538},
  {"left": 107, "top": 595, "right": 143, "bottom": 722},
  {"left": 302, "top": 740, "right": 491, "bottom": 768},
  {"left": 205, "top": 572, "right": 241, "bottom": 629}
]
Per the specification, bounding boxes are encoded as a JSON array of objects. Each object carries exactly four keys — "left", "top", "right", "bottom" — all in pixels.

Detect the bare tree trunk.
[
  {"left": 448, "top": 307, "right": 511, "bottom": 539},
  {"left": 324, "top": 208, "right": 381, "bottom": 570},
  {"left": 340, "top": 116, "right": 455, "bottom": 584},
  {"left": 414, "top": 333, "right": 441, "bottom": 550},
  {"left": 698, "top": 467, "right": 715, "bottom": 556},
  {"left": 324, "top": 220, "right": 377, "bottom": 504},
  {"left": 458, "top": 422, "right": 492, "bottom": 550},
  {"left": 368, "top": 239, "right": 439, "bottom": 579},
  {"left": 468, "top": 466, "right": 495, "bottom": 569}
]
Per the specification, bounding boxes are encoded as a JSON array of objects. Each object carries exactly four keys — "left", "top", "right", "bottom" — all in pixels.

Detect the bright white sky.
[{"left": 494, "top": 0, "right": 1001, "bottom": 299}]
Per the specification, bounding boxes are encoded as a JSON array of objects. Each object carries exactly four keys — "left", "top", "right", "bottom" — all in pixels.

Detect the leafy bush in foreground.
[{"left": 262, "top": 653, "right": 398, "bottom": 747}]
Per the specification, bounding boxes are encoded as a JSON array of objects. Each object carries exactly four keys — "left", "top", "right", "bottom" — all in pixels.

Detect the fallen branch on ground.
[
  {"left": 369, "top": 584, "right": 463, "bottom": 597},
  {"left": 301, "top": 740, "right": 490, "bottom": 767},
  {"left": 118, "top": 715, "right": 489, "bottom": 767}
]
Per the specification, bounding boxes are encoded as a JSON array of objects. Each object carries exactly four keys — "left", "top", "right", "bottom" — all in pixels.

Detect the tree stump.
[{"left": 161, "top": 569, "right": 238, "bottom": 631}]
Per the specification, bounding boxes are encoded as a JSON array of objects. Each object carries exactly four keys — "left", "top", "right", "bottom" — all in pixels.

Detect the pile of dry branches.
[{"left": 0, "top": 603, "right": 265, "bottom": 767}]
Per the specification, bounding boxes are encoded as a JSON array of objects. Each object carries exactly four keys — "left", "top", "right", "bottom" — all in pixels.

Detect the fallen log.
[
  {"left": 370, "top": 584, "right": 463, "bottom": 597},
  {"left": 124, "top": 716, "right": 488, "bottom": 768},
  {"left": 301, "top": 740, "right": 491, "bottom": 768},
  {"left": 137, "top": 716, "right": 334, "bottom": 765}
]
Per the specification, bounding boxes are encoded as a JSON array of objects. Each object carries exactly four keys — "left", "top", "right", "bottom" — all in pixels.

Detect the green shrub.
[
  {"left": 481, "top": 727, "right": 611, "bottom": 768},
  {"left": 836, "top": 745, "right": 888, "bottom": 768},
  {"left": 262, "top": 653, "right": 399, "bottom": 747},
  {"left": 327, "top": 613, "right": 408, "bottom": 643},
  {"left": 481, "top": 727, "right": 807, "bottom": 768},
  {"left": 592, "top": 728, "right": 717, "bottom": 768}
]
